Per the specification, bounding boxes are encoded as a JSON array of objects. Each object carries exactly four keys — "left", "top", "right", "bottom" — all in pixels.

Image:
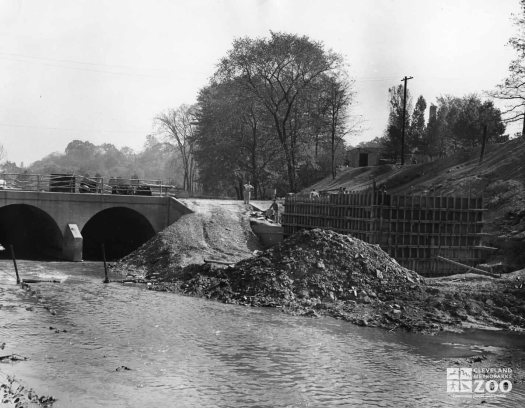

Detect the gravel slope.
[{"left": 113, "top": 199, "right": 262, "bottom": 278}]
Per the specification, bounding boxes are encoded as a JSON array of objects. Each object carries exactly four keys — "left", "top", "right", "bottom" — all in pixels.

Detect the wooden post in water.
[
  {"left": 9, "top": 245, "right": 20, "bottom": 284},
  {"left": 101, "top": 243, "right": 109, "bottom": 283}
]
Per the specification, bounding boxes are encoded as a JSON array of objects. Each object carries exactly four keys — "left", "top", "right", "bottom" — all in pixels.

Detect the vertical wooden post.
[
  {"left": 9, "top": 245, "right": 20, "bottom": 284},
  {"left": 101, "top": 243, "right": 109, "bottom": 283}
]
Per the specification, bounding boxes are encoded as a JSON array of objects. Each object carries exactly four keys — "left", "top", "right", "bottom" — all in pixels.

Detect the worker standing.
[{"left": 243, "top": 182, "right": 254, "bottom": 204}]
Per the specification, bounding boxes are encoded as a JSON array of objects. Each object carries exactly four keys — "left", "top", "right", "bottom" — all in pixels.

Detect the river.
[{"left": 0, "top": 260, "right": 524, "bottom": 407}]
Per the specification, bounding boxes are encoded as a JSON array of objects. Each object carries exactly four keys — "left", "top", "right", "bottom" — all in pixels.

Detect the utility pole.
[{"left": 401, "top": 75, "right": 413, "bottom": 165}]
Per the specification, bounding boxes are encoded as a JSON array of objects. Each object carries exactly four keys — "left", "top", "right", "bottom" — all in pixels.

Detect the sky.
[{"left": 0, "top": 0, "right": 522, "bottom": 166}]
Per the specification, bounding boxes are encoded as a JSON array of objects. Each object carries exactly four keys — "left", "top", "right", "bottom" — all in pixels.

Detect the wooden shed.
[{"left": 347, "top": 147, "right": 382, "bottom": 167}]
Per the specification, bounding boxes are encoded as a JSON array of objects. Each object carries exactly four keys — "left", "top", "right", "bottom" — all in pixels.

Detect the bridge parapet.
[{"left": 0, "top": 173, "right": 178, "bottom": 197}]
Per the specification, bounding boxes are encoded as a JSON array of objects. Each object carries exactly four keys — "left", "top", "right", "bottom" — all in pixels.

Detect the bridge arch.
[
  {"left": 81, "top": 206, "right": 155, "bottom": 261},
  {"left": 0, "top": 204, "right": 63, "bottom": 260}
]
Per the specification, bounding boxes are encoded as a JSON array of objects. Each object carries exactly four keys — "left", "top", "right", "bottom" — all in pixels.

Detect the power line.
[
  {"left": 0, "top": 122, "right": 146, "bottom": 134},
  {"left": 0, "top": 51, "right": 147, "bottom": 71},
  {"left": 0, "top": 54, "right": 166, "bottom": 78},
  {"left": 0, "top": 51, "right": 209, "bottom": 79},
  {"left": 355, "top": 76, "right": 401, "bottom": 82}
]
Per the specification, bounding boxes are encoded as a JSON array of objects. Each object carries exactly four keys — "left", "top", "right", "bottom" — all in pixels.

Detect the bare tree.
[
  {"left": 321, "top": 74, "right": 354, "bottom": 179},
  {"left": 489, "top": 0, "right": 525, "bottom": 136},
  {"left": 156, "top": 105, "right": 197, "bottom": 192},
  {"left": 490, "top": 64, "right": 525, "bottom": 136}
]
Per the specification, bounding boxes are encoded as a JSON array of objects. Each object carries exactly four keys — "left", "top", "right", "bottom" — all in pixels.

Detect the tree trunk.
[
  {"left": 277, "top": 124, "right": 297, "bottom": 192},
  {"left": 289, "top": 139, "right": 298, "bottom": 192},
  {"left": 522, "top": 110, "right": 525, "bottom": 138},
  {"left": 237, "top": 179, "right": 243, "bottom": 200},
  {"left": 331, "top": 121, "right": 336, "bottom": 179}
]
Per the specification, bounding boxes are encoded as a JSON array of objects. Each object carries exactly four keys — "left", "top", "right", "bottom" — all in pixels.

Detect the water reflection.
[{"left": 0, "top": 260, "right": 523, "bottom": 407}]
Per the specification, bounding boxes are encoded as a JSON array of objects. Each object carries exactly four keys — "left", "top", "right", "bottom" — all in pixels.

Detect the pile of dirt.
[
  {"left": 113, "top": 200, "right": 261, "bottom": 279},
  {"left": 149, "top": 228, "right": 525, "bottom": 334}
]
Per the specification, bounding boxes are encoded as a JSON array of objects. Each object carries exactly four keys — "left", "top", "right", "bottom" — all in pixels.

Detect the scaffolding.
[{"left": 283, "top": 192, "right": 485, "bottom": 276}]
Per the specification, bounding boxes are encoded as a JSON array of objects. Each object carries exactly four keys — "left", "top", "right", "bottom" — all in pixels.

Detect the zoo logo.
[{"left": 447, "top": 368, "right": 513, "bottom": 394}]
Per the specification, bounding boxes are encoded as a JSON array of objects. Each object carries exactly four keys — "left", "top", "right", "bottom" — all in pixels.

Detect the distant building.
[{"left": 347, "top": 147, "right": 383, "bottom": 167}]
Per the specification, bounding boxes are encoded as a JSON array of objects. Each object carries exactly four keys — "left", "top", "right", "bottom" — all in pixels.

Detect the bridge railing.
[{"left": 0, "top": 173, "right": 177, "bottom": 196}]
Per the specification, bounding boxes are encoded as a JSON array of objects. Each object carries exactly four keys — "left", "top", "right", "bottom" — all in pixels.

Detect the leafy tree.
[
  {"left": 431, "top": 95, "right": 506, "bottom": 156},
  {"left": 383, "top": 84, "right": 413, "bottom": 162},
  {"left": 421, "top": 104, "right": 441, "bottom": 159},
  {"left": 0, "top": 160, "right": 21, "bottom": 173},
  {"left": 27, "top": 137, "right": 185, "bottom": 186},
  {"left": 135, "top": 135, "right": 181, "bottom": 182},
  {"left": 194, "top": 79, "right": 283, "bottom": 198},
  {"left": 216, "top": 32, "right": 346, "bottom": 192},
  {"left": 408, "top": 96, "right": 427, "bottom": 154},
  {"left": 356, "top": 137, "right": 383, "bottom": 149},
  {"left": 194, "top": 82, "right": 252, "bottom": 197}
]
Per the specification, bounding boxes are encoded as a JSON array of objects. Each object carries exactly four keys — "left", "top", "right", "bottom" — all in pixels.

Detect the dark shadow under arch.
[
  {"left": 81, "top": 207, "right": 155, "bottom": 261},
  {"left": 0, "top": 204, "right": 63, "bottom": 260}
]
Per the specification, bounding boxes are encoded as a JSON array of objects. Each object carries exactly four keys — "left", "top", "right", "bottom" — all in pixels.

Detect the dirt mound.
[
  {"left": 201, "top": 228, "right": 423, "bottom": 303},
  {"left": 148, "top": 228, "right": 525, "bottom": 334},
  {"left": 113, "top": 200, "right": 261, "bottom": 278}
]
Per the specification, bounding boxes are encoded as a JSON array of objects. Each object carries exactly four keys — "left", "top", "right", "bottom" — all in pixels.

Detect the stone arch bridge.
[{"left": 0, "top": 190, "right": 192, "bottom": 261}]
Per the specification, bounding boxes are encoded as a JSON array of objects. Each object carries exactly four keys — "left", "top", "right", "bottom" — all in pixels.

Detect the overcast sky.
[{"left": 0, "top": 0, "right": 522, "bottom": 166}]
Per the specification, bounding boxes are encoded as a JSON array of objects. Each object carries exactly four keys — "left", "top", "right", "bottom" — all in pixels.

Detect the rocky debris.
[
  {"left": 146, "top": 228, "right": 525, "bottom": 334},
  {"left": 141, "top": 229, "right": 525, "bottom": 333},
  {"left": 111, "top": 195, "right": 525, "bottom": 334},
  {"left": 0, "top": 354, "right": 28, "bottom": 363},
  {"left": 1, "top": 374, "right": 55, "bottom": 407},
  {"left": 48, "top": 327, "right": 67, "bottom": 334},
  {"left": 115, "top": 366, "right": 131, "bottom": 372},
  {"left": 42, "top": 306, "right": 56, "bottom": 316}
]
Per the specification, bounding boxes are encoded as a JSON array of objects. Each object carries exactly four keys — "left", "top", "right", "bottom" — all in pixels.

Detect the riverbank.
[
  {"left": 0, "top": 370, "right": 55, "bottom": 407},
  {"left": 1, "top": 280, "right": 57, "bottom": 408},
  {"left": 1, "top": 258, "right": 524, "bottom": 406}
]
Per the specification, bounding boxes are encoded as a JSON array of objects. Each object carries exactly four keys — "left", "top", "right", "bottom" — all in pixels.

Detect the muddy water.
[{"left": 0, "top": 260, "right": 524, "bottom": 407}]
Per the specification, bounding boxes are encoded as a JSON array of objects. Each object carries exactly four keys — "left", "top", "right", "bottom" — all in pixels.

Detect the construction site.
[
  {"left": 114, "top": 138, "right": 525, "bottom": 337},
  {"left": 1, "top": 127, "right": 525, "bottom": 408}
]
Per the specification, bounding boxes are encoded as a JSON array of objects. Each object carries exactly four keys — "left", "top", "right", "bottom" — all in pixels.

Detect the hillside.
[{"left": 307, "top": 138, "right": 525, "bottom": 268}]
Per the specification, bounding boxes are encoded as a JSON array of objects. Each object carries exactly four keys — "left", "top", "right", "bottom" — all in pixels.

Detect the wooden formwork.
[{"left": 283, "top": 193, "right": 484, "bottom": 276}]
